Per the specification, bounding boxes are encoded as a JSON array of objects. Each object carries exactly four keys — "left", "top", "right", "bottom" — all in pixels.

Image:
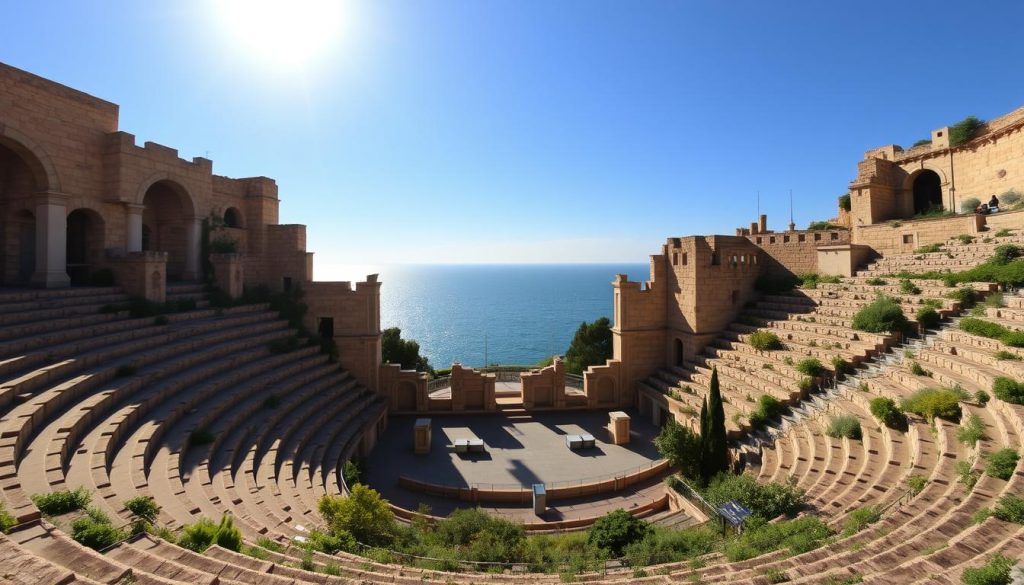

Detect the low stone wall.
[
  {"left": 982, "top": 208, "right": 1024, "bottom": 232},
  {"left": 853, "top": 213, "right": 984, "bottom": 257},
  {"left": 396, "top": 459, "right": 669, "bottom": 505}
]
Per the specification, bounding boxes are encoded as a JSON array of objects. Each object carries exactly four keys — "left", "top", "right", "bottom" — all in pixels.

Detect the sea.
[{"left": 329, "top": 264, "right": 650, "bottom": 368}]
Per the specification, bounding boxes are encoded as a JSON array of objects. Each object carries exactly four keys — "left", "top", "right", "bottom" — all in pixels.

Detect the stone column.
[
  {"left": 31, "top": 192, "right": 71, "bottom": 288},
  {"left": 126, "top": 204, "right": 145, "bottom": 252},
  {"left": 183, "top": 216, "right": 202, "bottom": 281}
]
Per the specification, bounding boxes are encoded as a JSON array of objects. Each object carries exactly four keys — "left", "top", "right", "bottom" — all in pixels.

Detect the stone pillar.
[
  {"left": 414, "top": 418, "right": 431, "bottom": 455},
  {"left": 183, "top": 216, "right": 202, "bottom": 281},
  {"left": 106, "top": 251, "right": 168, "bottom": 304},
  {"left": 758, "top": 214, "right": 768, "bottom": 233},
  {"left": 210, "top": 253, "right": 244, "bottom": 299},
  {"left": 31, "top": 192, "right": 70, "bottom": 288},
  {"left": 126, "top": 204, "right": 145, "bottom": 252},
  {"left": 609, "top": 411, "right": 631, "bottom": 445}
]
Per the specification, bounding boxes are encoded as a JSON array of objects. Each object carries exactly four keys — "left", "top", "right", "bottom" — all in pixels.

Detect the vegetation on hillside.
[
  {"left": 948, "top": 115, "right": 985, "bottom": 147},
  {"left": 851, "top": 295, "right": 909, "bottom": 333},
  {"left": 700, "top": 368, "right": 730, "bottom": 484}
]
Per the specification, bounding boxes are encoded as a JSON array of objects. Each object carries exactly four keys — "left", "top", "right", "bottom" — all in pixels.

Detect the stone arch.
[
  {"left": 135, "top": 174, "right": 198, "bottom": 217},
  {"left": 141, "top": 179, "right": 196, "bottom": 280},
  {"left": 223, "top": 206, "right": 243, "bottom": 228},
  {"left": 0, "top": 126, "right": 61, "bottom": 193},
  {"left": 66, "top": 207, "right": 106, "bottom": 285},
  {"left": 673, "top": 338, "right": 684, "bottom": 367},
  {"left": 910, "top": 169, "right": 944, "bottom": 214},
  {"left": 902, "top": 167, "right": 950, "bottom": 215}
]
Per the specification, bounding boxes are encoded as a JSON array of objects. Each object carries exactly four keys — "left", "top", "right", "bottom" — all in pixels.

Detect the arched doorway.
[
  {"left": 0, "top": 142, "right": 43, "bottom": 285},
  {"left": 224, "top": 207, "right": 242, "bottom": 228},
  {"left": 142, "top": 180, "right": 193, "bottom": 280},
  {"left": 674, "top": 338, "right": 684, "bottom": 367},
  {"left": 912, "top": 170, "right": 943, "bottom": 215},
  {"left": 66, "top": 209, "right": 105, "bottom": 286}
]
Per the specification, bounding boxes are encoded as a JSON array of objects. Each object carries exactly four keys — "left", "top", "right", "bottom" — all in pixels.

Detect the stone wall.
[
  {"left": 854, "top": 213, "right": 983, "bottom": 257},
  {"left": 747, "top": 228, "right": 850, "bottom": 276}
]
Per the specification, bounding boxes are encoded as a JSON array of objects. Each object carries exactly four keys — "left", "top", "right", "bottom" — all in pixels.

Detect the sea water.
[{"left": 368, "top": 264, "right": 649, "bottom": 368}]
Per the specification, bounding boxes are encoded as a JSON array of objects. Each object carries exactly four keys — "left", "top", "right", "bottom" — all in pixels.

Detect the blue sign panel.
[{"left": 718, "top": 501, "right": 752, "bottom": 528}]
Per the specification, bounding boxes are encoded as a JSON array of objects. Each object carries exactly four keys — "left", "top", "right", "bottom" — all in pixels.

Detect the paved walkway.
[{"left": 364, "top": 408, "right": 669, "bottom": 523}]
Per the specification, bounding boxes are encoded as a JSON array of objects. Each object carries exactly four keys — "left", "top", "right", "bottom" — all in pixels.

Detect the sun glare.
[{"left": 214, "top": 0, "right": 345, "bottom": 68}]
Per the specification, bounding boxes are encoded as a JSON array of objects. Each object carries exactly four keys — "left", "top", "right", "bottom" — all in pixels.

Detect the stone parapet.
[{"left": 106, "top": 250, "right": 168, "bottom": 303}]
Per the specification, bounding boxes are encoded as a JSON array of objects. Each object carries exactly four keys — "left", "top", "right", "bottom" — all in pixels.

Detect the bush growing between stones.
[
  {"left": 958, "top": 414, "right": 987, "bottom": 446},
  {"left": 71, "top": 506, "right": 127, "bottom": 551},
  {"left": 961, "top": 553, "right": 1013, "bottom": 585},
  {"left": 949, "top": 115, "right": 984, "bottom": 147},
  {"left": 899, "top": 279, "right": 921, "bottom": 294},
  {"left": 622, "top": 525, "right": 719, "bottom": 570},
  {"left": 852, "top": 296, "right": 909, "bottom": 333},
  {"left": 993, "top": 351, "right": 1021, "bottom": 361},
  {"left": 957, "top": 460, "right": 981, "bottom": 490},
  {"left": 749, "top": 331, "right": 783, "bottom": 351},
  {"left": 992, "top": 494, "right": 1024, "bottom": 523},
  {"left": 654, "top": 418, "right": 702, "bottom": 480},
  {"left": 723, "top": 516, "right": 830, "bottom": 561},
  {"left": 957, "top": 234, "right": 976, "bottom": 245},
  {"left": 985, "top": 448, "right": 1020, "bottom": 480},
  {"left": 909, "top": 361, "right": 930, "bottom": 377},
  {"left": 0, "top": 502, "right": 15, "bottom": 533},
  {"left": 915, "top": 306, "right": 941, "bottom": 330},
  {"left": 839, "top": 194, "right": 851, "bottom": 211},
  {"left": 961, "top": 197, "right": 982, "bottom": 213},
  {"left": 993, "top": 377, "right": 1024, "bottom": 404},
  {"left": 869, "top": 397, "right": 906, "bottom": 429},
  {"left": 31, "top": 487, "right": 91, "bottom": 516},
  {"left": 319, "top": 484, "right": 396, "bottom": 547},
  {"left": 178, "top": 514, "right": 242, "bottom": 553},
  {"left": 993, "top": 244, "right": 1023, "bottom": 264},
  {"left": 865, "top": 277, "right": 887, "bottom": 286},
  {"left": 975, "top": 390, "right": 991, "bottom": 404},
  {"left": 901, "top": 387, "right": 966, "bottom": 422},
  {"left": 906, "top": 475, "right": 928, "bottom": 495},
  {"left": 914, "top": 244, "right": 943, "bottom": 254},
  {"left": 842, "top": 506, "right": 881, "bottom": 537},
  {"left": 946, "top": 287, "right": 977, "bottom": 309},
  {"left": 831, "top": 356, "right": 851, "bottom": 378},
  {"left": 826, "top": 415, "right": 862, "bottom": 440},
  {"left": 796, "top": 358, "right": 824, "bottom": 377},
  {"left": 748, "top": 395, "right": 785, "bottom": 428}
]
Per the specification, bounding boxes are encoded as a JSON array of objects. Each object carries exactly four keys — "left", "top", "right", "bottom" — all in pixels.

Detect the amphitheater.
[{"left": 2, "top": 61, "right": 1024, "bottom": 584}]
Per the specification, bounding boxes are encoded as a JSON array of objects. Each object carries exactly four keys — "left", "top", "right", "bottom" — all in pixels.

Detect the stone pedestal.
[
  {"left": 107, "top": 251, "right": 168, "bottom": 304},
  {"left": 210, "top": 253, "right": 245, "bottom": 300},
  {"left": 414, "top": 418, "right": 431, "bottom": 455},
  {"left": 610, "top": 411, "right": 631, "bottom": 445}
]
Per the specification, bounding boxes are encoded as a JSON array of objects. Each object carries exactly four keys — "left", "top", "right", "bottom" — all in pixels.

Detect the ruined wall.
[{"left": 305, "top": 276, "right": 382, "bottom": 393}]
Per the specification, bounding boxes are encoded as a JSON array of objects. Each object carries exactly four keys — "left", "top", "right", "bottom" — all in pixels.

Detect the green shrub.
[
  {"left": 992, "top": 494, "right": 1024, "bottom": 523},
  {"left": 621, "top": 525, "right": 719, "bottom": 571},
  {"left": 993, "top": 351, "right": 1020, "bottom": 361},
  {"left": 909, "top": 361, "right": 930, "bottom": 377},
  {"left": 912, "top": 138, "right": 932, "bottom": 148},
  {"left": 901, "top": 387, "right": 964, "bottom": 421},
  {"left": 852, "top": 296, "right": 909, "bottom": 333},
  {"left": 0, "top": 502, "right": 15, "bottom": 533},
  {"left": 654, "top": 418, "right": 702, "bottom": 479},
  {"left": 702, "top": 474, "right": 805, "bottom": 520},
  {"left": 961, "top": 197, "right": 982, "bottom": 213},
  {"left": 961, "top": 553, "right": 1013, "bottom": 585},
  {"left": 31, "top": 488, "right": 91, "bottom": 516},
  {"left": 958, "top": 414, "right": 987, "bottom": 446},
  {"left": 124, "top": 495, "right": 160, "bottom": 524},
  {"left": 796, "top": 273, "right": 842, "bottom": 289},
  {"left": 318, "top": 484, "right": 396, "bottom": 547},
  {"left": 826, "top": 415, "right": 862, "bottom": 440},
  {"left": 808, "top": 221, "right": 839, "bottom": 231},
  {"left": 946, "top": 287, "right": 977, "bottom": 309},
  {"left": 256, "top": 536, "right": 284, "bottom": 552},
  {"left": 993, "top": 377, "right": 1024, "bottom": 404},
  {"left": 209, "top": 234, "right": 239, "bottom": 254},
  {"left": 798, "top": 376, "right": 814, "bottom": 393},
  {"left": 865, "top": 277, "right": 887, "bottom": 286},
  {"left": 749, "top": 395, "right": 785, "bottom": 428},
  {"left": 839, "top": 194, "right": 852, "bottom": 212},
  {"left": 957, "top": 461, "right": 980, "bottom": 490},
  {"left": 993, "top": 244, "right": 1023, "bottom": 264},
  {"left": 842, "top": 506, "right": 880, "bottom": 537},
  {"left": 995, "top": 228, "right": 1014, "bottom": 238},
  {"left": 213, "top": 514, "right": 242, "bottom": 552},
  {"left": 985, "top": 448, "right": 1019, "bottom": 480},
  {"left": 342, "top": 458, "right": 363, "bottom": 488},
  {"left": 915, "top": 306, "right": 941, "bottom": 330},
  {"left": 70, "top": 507, "right": 127, "bottom": 551},
  {"left": 906, "top": 475, "right": 928, "bottom": 495},
  {"left": 831, "top": 356, "right": 851, "bottom": 378},
  {"left": 749, "top": 331, "right": 783, "bottom": 351},
  {"left": 765, "top": 568, "right": 790, "bottom": 583},
  {"left": 796, "top": 358, "right": 824, "bottom": 377},
  {"left": 587, "top": 509, "right": 651, "bottom": 556},
  {"left": 869, "top": 397, "right": 905, "bottom": 430},
  {"left": 957, "top": 234, "right": 976, "bottom": 245},
  {"left": 949, "top": 115, "right": 984, "bottom": 147},
  {"left": 975, "top": 390, "right": 991, "bottom": 404},
  {"left": 306, "top": 528, "right": 355, "bottom": 554},
  {"left": 899, "top": 279, "right": 921, "bottom": 294},
  {"left": 179, "top": 517, "right": 219, "bottom": 552},
  {"left": 914, "top": 244, "right": 943, "bottom": 254},
  {"left": 724, "top": 516, "right": 830, "bottom": 561}
]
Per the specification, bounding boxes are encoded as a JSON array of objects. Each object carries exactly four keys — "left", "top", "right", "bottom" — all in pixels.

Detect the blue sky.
[{"left": 3, "top": 1, "right": 1023, "bottom": 277}]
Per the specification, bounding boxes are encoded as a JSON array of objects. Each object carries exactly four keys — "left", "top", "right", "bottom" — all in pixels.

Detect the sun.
[{"left": 214, "top": 0, "right": 345, "bottom": 68}]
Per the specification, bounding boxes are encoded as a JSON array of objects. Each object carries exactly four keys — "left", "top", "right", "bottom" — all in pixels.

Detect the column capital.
[
  {"left": 34, "top": 190, "right": 72, "bottom": 206},
  {"left": 124, "top": 203, "right": 146, "bottom": 214}
]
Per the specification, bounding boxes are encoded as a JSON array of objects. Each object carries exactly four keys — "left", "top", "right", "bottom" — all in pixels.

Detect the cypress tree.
[{"left": 702, "top": 367, "right": 729, "bottom": 482}]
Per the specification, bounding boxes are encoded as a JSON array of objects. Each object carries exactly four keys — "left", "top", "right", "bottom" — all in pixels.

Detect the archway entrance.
[
  {"left": 0, "top": 143, "right": 42, "bottom": 286},
  {"left": 674, "top": 338, "right": 684, "bottom": 367},
  {"left": 142, "top": 181, "right": 192, "bottom": 281},
  {"left": 912, "top": 170, "right": 943, "bottom": 215},
  {"left": 66, "top": 209, "right": 105, "bottom": 286}
]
